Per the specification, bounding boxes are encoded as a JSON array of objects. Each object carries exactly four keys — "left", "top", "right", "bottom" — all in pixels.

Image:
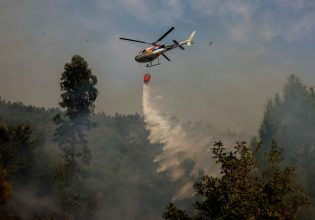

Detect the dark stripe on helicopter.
[{"left": 135, "top": 53, "right": 159, "bottom": 63}]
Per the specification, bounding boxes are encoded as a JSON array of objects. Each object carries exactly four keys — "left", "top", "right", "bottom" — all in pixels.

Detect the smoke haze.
[
  {"left": 142, "top": 84, "right": 245, "bottom": 199},
  {"left": 1, "top": 1, "right": 315, "bottom": 136}
]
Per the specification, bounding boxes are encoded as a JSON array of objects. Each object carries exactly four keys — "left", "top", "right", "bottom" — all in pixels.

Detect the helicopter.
[{"left": 119, "top": 27, "right": 196, "bottom": 68}]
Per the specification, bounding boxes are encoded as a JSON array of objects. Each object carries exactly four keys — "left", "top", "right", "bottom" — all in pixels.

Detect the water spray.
[{"left": 142, "top": 84, "right": 235, "bottom": 199}]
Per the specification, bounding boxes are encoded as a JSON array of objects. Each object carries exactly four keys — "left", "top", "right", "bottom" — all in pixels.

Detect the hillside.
[{"left": 0, "top": 98, "right": 240, "bottom": 219}]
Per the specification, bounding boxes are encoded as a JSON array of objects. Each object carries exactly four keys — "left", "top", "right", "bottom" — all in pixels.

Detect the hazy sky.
[{"left": 1, "top": 0, "right": 315, "bottom": 134}]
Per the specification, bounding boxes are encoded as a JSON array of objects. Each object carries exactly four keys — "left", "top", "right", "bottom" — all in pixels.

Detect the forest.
[{"left": 0, "top": 55, "right": 314, "bottom": 219}]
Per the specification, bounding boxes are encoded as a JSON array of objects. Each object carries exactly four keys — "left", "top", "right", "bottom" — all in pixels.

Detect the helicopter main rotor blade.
[
  {"left": 119, "top": 37, "right": 151, "bottom": 45},
  {"left": 153, "top": 27, "right": 175, "bottom": 44},
  {"left": 161, "top": 53, "right": 171, "bottom": 61}
]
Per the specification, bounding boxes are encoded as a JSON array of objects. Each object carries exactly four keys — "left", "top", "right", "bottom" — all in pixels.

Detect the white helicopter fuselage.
[
  {"left": 135, "top": 47, "right": 168, "bottom": 63},
  {"left": 135, "top": 31, "right": 196, "bottom": 64}
]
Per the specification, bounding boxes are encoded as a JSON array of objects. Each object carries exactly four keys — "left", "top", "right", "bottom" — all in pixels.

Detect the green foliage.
[
  {"left": 0, "top": 122, "right": 39, "bottom": 210},
  {"left": 163, "top": 203, "right": 191, "bottom": 220},
  {"left": 164, "top": 141, "right": 309, "bottom": 220},
  {"left": 87, "top": 113, "right": 181, "bottom": 219},
  {"left": 0, "top": 96, "right": 247, "bottom": 219},
  {"left": 259, "top": 75, "right": 315, "bottom": 159},
  {"left": 259, "top": 141, "right": 309, "bottom": 219},
  {"left": 193, "top": 141, "right": 258, "bottom": 220},
  {"left": 0, "top": 97, "right": 58, "bottom": 127},
  {"left": 53, "top": 55, "right": 98, "bottom": 218},
  {"left": 0, "top": 123, "right": 37, "bottom": 181},
  {"left": 54, "top": 54, "right": 98, "bottom": 165},
  {"left": 258, "top": 75, "right": 315, "bottom": 218},
  {"left": 60, "top": 55, "right": 98, "bottom": 121},
  {"left": 0, "top": 99, "right": 180, "bottom": 219},
  {"left": 0, "top": 167, "right": 12, "bottom": 205},
  {"left": 54, "top": 161, "right": 84, "bottom": 211}
]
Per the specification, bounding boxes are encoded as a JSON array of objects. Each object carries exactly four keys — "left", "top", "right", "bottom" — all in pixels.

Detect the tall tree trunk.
[{"left": 67, "top": 207, "right": 72, "bottom": 220}]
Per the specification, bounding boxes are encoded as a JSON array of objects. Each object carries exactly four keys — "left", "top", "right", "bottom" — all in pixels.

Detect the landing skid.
[
  {"left": 146, "top": 59, "right": 160, "bottom": 68},
  {"left": 146, "top": 63, "right": 160, "bottom": 67}
]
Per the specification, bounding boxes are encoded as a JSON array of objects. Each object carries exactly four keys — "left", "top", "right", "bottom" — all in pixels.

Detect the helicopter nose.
[{"left": 135, "top": 55, "right": 140, "bottom": 62}]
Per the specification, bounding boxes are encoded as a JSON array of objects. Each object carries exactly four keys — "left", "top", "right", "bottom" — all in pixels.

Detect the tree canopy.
[
  {"left": 54, "top": 54, "right": 98, "bottom": 165},
  {"left": 53, "top": 55, "right": 98, "bottom": 219},
  {"left": 163, "top": 141, "right": 309, "bottom": 220},
  {"left": 259, "top": 75, "right": 315, "bottom": 161},
  {"left": 258, "top": 75, "right": 315, "bottom": 218}
]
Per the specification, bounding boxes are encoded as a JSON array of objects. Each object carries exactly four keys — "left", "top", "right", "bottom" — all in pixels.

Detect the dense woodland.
[
  {"left": 0, "top": 55, "right": 314, "bottom": 219},
  {"left": 0, "top": 94, "right": 239, "bottom": 219}
]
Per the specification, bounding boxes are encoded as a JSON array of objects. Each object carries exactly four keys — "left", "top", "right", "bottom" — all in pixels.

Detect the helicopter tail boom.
[{"left": 180, "top": 31, "right": 196, "bottom": 46}]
